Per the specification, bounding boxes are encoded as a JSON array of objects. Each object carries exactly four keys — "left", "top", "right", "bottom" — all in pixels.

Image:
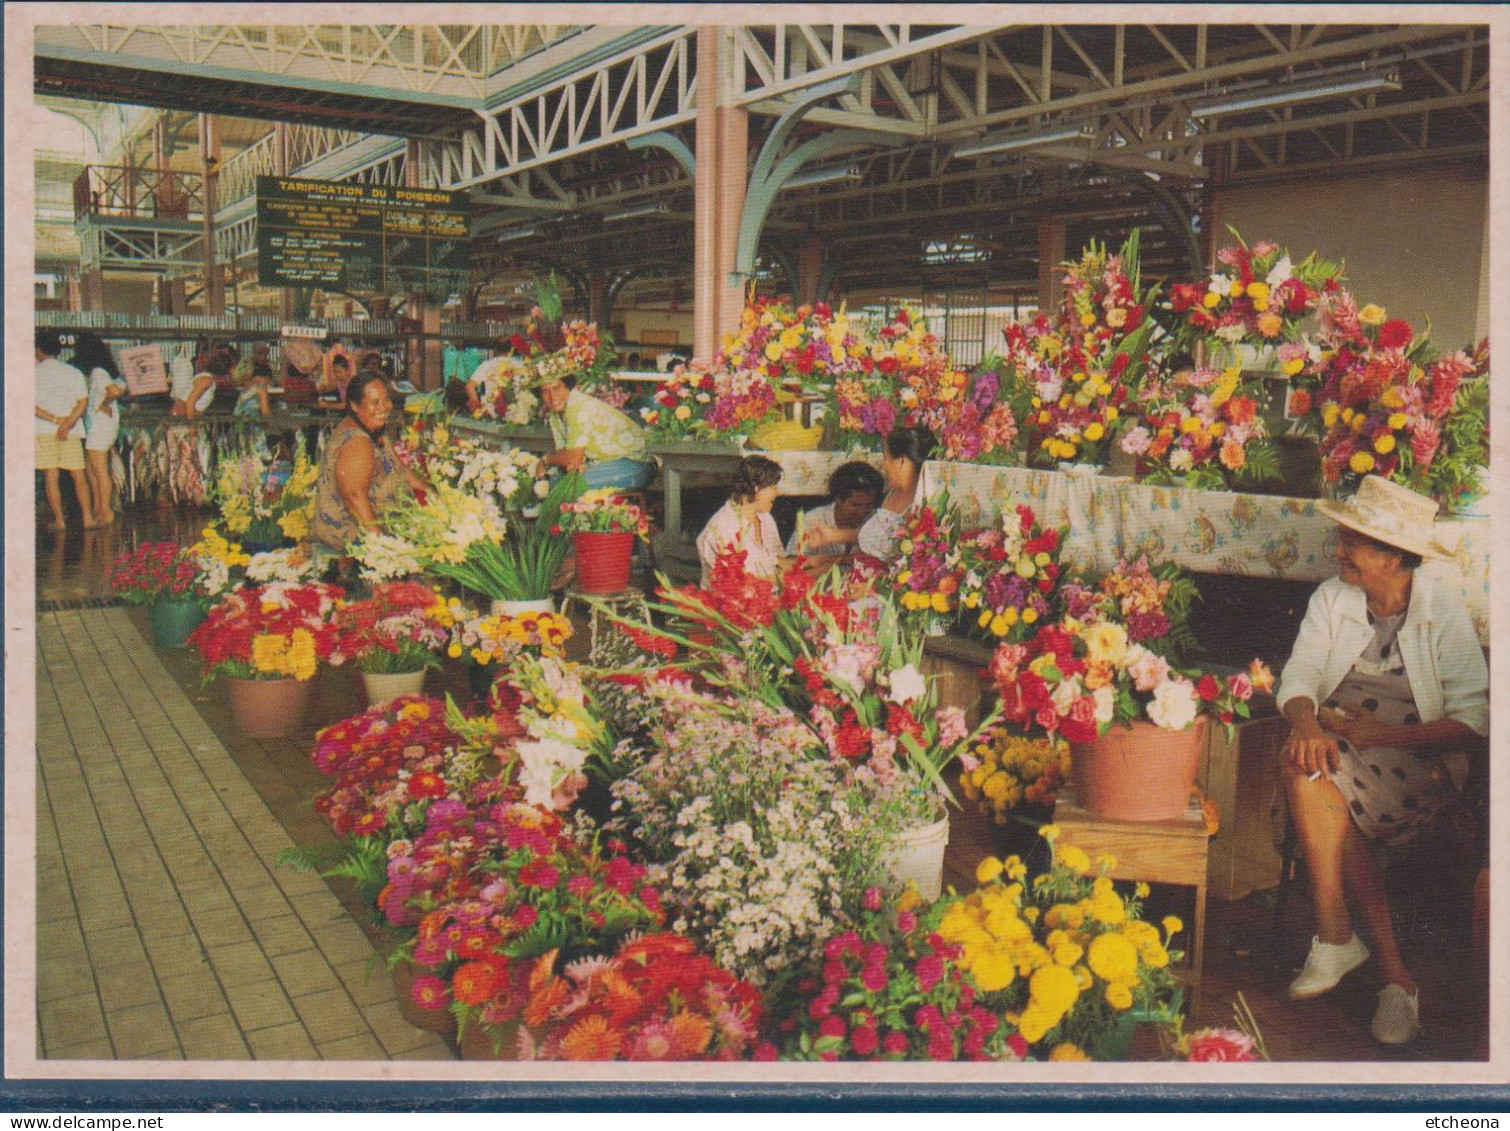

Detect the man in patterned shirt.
[{"left": 538, "top": 376, "right": 655, "bottom": 490}]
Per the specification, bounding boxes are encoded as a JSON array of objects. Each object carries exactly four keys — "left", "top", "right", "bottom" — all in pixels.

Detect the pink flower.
[
  {"left": 863, "top": 886, "right": 883, "bottom": 912},
  {"left": 410, "top": 974, "right": 450, "bottom": 1011},
  {"left": 1126, "top": 649, "right": 1172, "bottom": 693},
  {"left": 861, "top": 964, "right": 889, "bottom": 993},
  {"left": 936, "top": 706, "right": 968, "bottom": 747},
  {"left": 1184, "top": 1027, "right": 1259, "bottom": 1062},
  {"left": 896, "top": 910, "right": 918, "bottom": 934},
  {"left": 566, "top": 875, "right": 594, "bottom": 899},
  {"left": 882, "top": 1031, "right": 910, "bottom": 1056},
  {"left": 818, "top": 1015, "right": 847, "bottom": 1041},
  {"left": 915, "top": 953, "right": 944, "bottom": 994},
  {"left": 753, "top": 1042, "right": 779, "bottom": 1061},
  {"left": 1225, "top": 672, "right": 1253, "bottom": 701},
  {"left": 851, "top": 1024, "right": 879, "bottom": 1057}
]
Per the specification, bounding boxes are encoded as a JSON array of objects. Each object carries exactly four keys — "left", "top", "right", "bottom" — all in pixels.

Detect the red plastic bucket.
[{"left": 573, "top": 531, "right": 635, "bottom": 594}]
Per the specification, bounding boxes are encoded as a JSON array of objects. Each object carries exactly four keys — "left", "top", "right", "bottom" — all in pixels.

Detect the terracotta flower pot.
[
  {"left": 225, "top": 675, "right": 315, "bottom": 739},
  {"left": 390, "top": 961, "right": 458, "bottom": 1038},
  {"left": 1069, "top": 717, "right": 1208, "bottom": 822},
  {"left": 459, "top": 1020, "right": 522, "bottom": 1060},
  {"left": 147, "top": 598, "right": 206, "bottom": 649},
  {"left": 362, "top": 669, "right": 427, "bottom": 709},
  {"left": 573, "top": 531, "right": 634, "bottom": 594}
]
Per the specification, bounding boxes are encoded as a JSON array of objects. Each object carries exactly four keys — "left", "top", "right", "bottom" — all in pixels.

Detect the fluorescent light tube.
[
  {"left": 786, "top": 163, "right": 863, "bottom": 188},
  {"left": 1191, "top": 69, "right": 1401, "bottom": 118},
  {"left": 604, "top": 203, "right": 670, "bottom": 222},
  {"left": 953, "top": 123, "right": 1096, "bottom": 159},
  {"left": 496, "top": 224, "right": 539, "bottom": 242}
]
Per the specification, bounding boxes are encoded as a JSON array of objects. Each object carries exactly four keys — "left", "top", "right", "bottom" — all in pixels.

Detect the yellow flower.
[
  {"left": 1257, "top": 312, "right": 1283, "bottom": 339},
  {"left": 1079, "top": 312, "right": 1096, "bottom": 328},
  {"left": 1083, "top": 422, "right": 1105, "bottom": 442},
  {"left": 1349, "top": 451, "right": 1376, "bottom": 474},
  {"left": 930, "top": 590, "right": 952, "bottom": 614},
  {"left": 896, "top": 884, "right": 922, "bottom": 913},
  {"left": 1022, "top": 608, "right": 1039, "bottom": 625},
  {"left": 1058, "top": 844, "right": 1091, "bottom": 875},
  {"left": 971, "top": 951, "right": 1016, "bottom": 993},
  {"left": 1039, "top": 824, "right": 1060, "bottom": 843},
  {"left": 1381, "top": 387, "right": 1405, "bottom": 409},
  {"left": 1374, "top": 434, "right": 1396, "bottom": 455},
  {"left": 1359, "top": 304, "right": 1387, "bottom": 326},
  {"left": 1104, "top": 982, "right": 1134, "bottom": 1010},
  {"left": 1052, "top": 941, "right": 1084, "bottom": 967},
  {"left": 1282, "top": 358, "right": 1305, "bottom": 377},
  {"left": 1388, "top": 412, "right": 1407, "bottom": 430},
  {"left": 1048, "top": 1042, "right": 1090, "bottom": 1061},
  {"left": 976, "top": 856, "right": 1005, "bottom": 885},
  {"left": 1027, "top": 963, "right": 1080, "bottom": 1020},
  {"left": 990, "top": 614, "right": 1010, "bottom": 637},
  {"left": 1162, "top": 915, "right": 1184, "bottom": 938},
  {"left": 1202, "top": 291, "right": 1221, "bottom": 309},
  {"left": 1322, "top": 403, "right": 1340, "bottom": 428},
  {"left": 1087, "top": 932, "right": 1139, "bottom": 984},
  {"left": 1134, "top": 882, "right": 1150, "bottom": 899},
  {"left": 1245, "top": 281, "right": 1270, "bottom": 308},
  {"left": 1082, "top": 621, "right": 1128, "bottom": 666}
]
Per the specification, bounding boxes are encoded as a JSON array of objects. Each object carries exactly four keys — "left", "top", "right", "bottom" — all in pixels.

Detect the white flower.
[
  {"left": 1146, "top": 678, "right": 1199, "bottom": 730},
  {"left": 1265, "top": 254, "right": 1293, "bottom": 290},
  {"left": 1208, "top": 273, "right": 1234, "bottom": 296},
  {"left": 886, "top": 663, "right": 927, "bottom": 705},
  {"left": 1092, "top": 685, "right": 1116, "bottom": 725},
  {"left": 1169, "top": 447, "right": 1195, "bottom": 472},
  {"left": 515, "top": 736, "right": 588, "bottom": 808}
]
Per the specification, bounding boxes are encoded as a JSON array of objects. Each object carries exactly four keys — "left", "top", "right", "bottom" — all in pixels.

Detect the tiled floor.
[
  {"left": 34, "top": 603, "right": 454, "bottom": 1061},
  {"left": 30, "top": 507, "right": 1490, "bottom": 1063}
]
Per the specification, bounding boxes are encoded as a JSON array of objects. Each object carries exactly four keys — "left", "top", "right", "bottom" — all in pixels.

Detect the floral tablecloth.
[
  {"left": 920, "top": 462, "right": 1492, "bottom": 643},
  {"left": 763, "top": 449, "right": 880, "bottom": 496}
]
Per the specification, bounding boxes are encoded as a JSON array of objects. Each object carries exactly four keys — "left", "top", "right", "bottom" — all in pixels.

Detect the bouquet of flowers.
[
  {"left": 211, "top": 435, "right": 319, "bottom": 544},
  {"left": 722, "top": 297, "right": 861, "bottom": 397},
  {"left": 989, "top": 558, "right": 1273, "bottom": 740},
  {"left": 108, "top": 541, "right": 231, "bottom": 610},
  {"left": 936, "top": 835, "right": 1185, "bottom": 1059},
  {"left": 1120, "top": 366, "right": 1279, "bottom": 488},
  {"left": 772, "top": 884, "right": 1019, "bottom": 1062},
  {"left": 447, "top": 604, "right": 573, "bottom": 666},
  {"left": 608, "top": 682, "right": 906, "bottom": 985},
  {"left": 244, "top": 544, "right": 324, "bottom": 585},
  {"left": 935, "top": 362, "right": 1020, "bottom": 464},
  {"left": 382, "top": 473, "right": 585, "bottom": 603},
  {"left": 957, "top": 503, "right": 1066, "bottom": 643},
  {"left": 427, "top": 440, "right": 552, "bottom": 515},
  {"left": 1005, "top": 233, "right": 1158, "bottom": 468},
  {"left": 1303, "top": 296, "right": 1491, "bottom": 500},
  {"left": 187, "top": 527, "right": 253, "bottom": 595},
  {"left": 556, "top": 488, "right": 652, "bottom": 539},
  {"left": 510, "top": 932, "right": 764, "bottom": 1061},
  {"left": 959, "top": 729, "right": 1068, "bottom": 825},
  {"left": 187, "top": 582, "right": 345, "bottom": 682},
  {"left": 467, "top": 352, "right": 539, "bottom": 426},
  {"left": 639, "top": 364, "right": 717, "bottom": 441},
  {"left": 883, "top": 494, "right": 965, "bottom": 633},
  {"left": 1167, "top": 230, "right": 1341, "bottom": 359},
  {"left": 335, "top": 581, "right": 455, "bottom": 675}
]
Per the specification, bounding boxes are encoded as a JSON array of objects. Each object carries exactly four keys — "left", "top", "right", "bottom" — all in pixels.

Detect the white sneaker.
[
  {"left": 1288, "top": 934, "right": 1370, "bottom": 1000},
  {"left": 1371, "top": 983, "right": 1422, "bottom": 1045}
]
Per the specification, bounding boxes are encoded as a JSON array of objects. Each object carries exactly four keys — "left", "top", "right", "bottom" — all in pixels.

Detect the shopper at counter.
[
  {"left": 804, "top": 425, "right": 935, "bottom": 565},
  {"left": 537, "top": 375, "right": 655, "bottom": 491},
  {"left": 72, "top": 331, "right": 126, "bottom": 527},
  {"left": 312, "top": 372, "right": 425, "bottom": 557},
  {"left": 171, "top": 347, "right": 229, "bottom": 420},
  {"left": 785, "top": 460, "right": 884, "bottom": 558}
]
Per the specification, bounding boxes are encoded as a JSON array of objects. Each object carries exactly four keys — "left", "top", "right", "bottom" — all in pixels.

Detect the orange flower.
[
  {"left": 451, "top": 960, "right": 504, "bottom": 1006},
  {"left": 1219, "top": 438, "right": 1247, "bottom": 471},
  {"left": 665, "top": 1011, "right": 714, "bottom": 1059},
  {"left": 559, "top": 1014, "right": 625, "bottom": 1060}
]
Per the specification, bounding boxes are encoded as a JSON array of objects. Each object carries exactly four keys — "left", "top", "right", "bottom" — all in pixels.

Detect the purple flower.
[
  {"left": 970, "top": 371, "right": 1000, "bottom": 413},
  {"left": 424, "top": 799, "right": 469, "bottom": 830}
]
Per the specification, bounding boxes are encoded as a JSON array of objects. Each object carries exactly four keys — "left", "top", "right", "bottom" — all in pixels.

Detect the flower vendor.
[
  {"left": 1277, "top": 475, "right": 1487, "bottom": 1046},
  {"left": 312, "top": 372, "right": 429, "bottom": 560},
  {"left": 805, "top": 425, "right": 936, "bottom": 564},
  {"left": 537, "top": 374, "right": 656, "bottom": 491},
  {"left": 784, "top": 460, "right": 884, "bottom": 558},
  {"left": 695, "top": 455, "right": 792, "bottom": 586}
]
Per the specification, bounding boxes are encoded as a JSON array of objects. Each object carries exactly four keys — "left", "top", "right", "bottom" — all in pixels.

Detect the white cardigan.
[{"left": 1277, "top": 571, "right": 1489, "bottom": 737}]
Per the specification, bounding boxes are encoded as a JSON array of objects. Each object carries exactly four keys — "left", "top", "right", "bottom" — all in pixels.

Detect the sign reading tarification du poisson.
[{"left": 255, "top": 176, "right": 470, "bottom": 293}]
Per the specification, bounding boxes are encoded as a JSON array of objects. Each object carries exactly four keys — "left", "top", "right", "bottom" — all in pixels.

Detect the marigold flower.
[{"left": 1049, "top": 1042, "right": 1091, "bottom": 1061}]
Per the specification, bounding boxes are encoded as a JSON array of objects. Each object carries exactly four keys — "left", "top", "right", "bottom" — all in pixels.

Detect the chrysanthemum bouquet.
[
  {"left": 556, "top": 488, "right": 652, "bottom": 539},
  {"left": 957, "top": 503, "right": 1066, "bottom": 644},
  {"left": 1120, "top": 366, "right": 1279, "bottom": 488},
  {"left": 211, "top": 435, "right": 319, "bottom": 544},
  {"left": 108, "top": 541, "right": 232, "bottom": 610},
  {"left": 989, "top": 558, "right": 1272, "bottom": 740},
  {"left": 936, "top": 835, "right": 1185, "bottom": 1059},
  {"left": 959, "top": 729, "right": 1068, "bottom": 825},
  {"left": 1166, "top": 230, "right": 1342, "bottom": 361},
  {"left": 335, "top": 581, "right": 455, "bottom": 675},
  {"left": 427, "top": 440, "right": 552, "bottom": 515},
  {"left": 244, "top": 544, "right": 324, "bottom": 585},
  {"left": 186, "top": 581, "right": 345, "bottom": 682},
  {"left": 446, "top": 603, "right": 573, "bottom": 667},
  {"left": 773, "top": 884, "right": 1019, "bottom": 1062}
]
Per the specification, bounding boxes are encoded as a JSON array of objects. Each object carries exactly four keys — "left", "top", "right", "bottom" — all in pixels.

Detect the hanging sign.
[
  {"left": 117, "top": 343, "right": 169, "bottom": 396},
  {"left": 255, "top": 176, "right": 470, "bottom": 296}
]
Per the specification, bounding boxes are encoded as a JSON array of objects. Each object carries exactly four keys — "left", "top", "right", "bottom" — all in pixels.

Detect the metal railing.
[{"left": 73, "top": 165, "right": 205, "bottom": 222}]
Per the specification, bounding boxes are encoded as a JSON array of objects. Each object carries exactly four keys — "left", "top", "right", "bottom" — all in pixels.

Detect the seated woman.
[
  {"left": 312, "top": 372, "right": 427, "bottom": 559},
  {"left": 695, "top": 455, "right": 795, "bottom": 587},
  {"left": 1277, "top": 475, "right": 1488, "bottom": 1046},
  {"left": 804, "top": 425, "right": 935, "bottom": 566},
  {"left": 538, "top": 375, "right": 656, "bottom": 491},
  {"left": 786, "top": 460, "right": 885, "bottom": 558},
  {"left": 234, "top": 359, "right": 273, "bottom": 419}
]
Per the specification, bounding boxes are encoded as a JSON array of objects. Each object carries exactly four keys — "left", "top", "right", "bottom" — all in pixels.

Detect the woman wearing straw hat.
[{"left": 1277, "top": 475, "right": 1488, "bottom": 1045}]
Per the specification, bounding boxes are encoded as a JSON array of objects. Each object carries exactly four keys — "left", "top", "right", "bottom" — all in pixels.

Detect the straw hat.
[{"left": 1315, "top": 475, "right": 1455, "bottom": 561}]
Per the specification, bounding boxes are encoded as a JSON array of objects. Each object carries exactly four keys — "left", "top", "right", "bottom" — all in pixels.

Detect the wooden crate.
[{"left": 1197, "top": 712, "right": 1289, "bottom": 902}]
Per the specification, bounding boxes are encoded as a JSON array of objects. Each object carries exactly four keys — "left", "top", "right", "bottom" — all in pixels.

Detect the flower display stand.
[
  {"left": 225, "top": 676, "right": 314, "bottom": 739},
  {"left": 362, "top": 670, "right": 427, "bottom": 709},
  {"left": 1052, "top": 785, "right": 1209, "bottom": 1017},
  {"left": 558, "top": 586, "right": 651, "bottom": 664},
  {"left": 1068, "top": 718, "right": 1207, "bottom": 822},
  {"left": 147, "top": 598, "right": 206, "bottom": 649}
]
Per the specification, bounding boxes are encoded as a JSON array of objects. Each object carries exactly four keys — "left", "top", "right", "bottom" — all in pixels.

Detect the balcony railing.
[{"left": 73, "top": 165, "right": 205, "bottom": 222}]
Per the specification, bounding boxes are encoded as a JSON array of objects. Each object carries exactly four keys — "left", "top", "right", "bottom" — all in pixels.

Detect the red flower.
[
  {"left": 1196, "top": 674, "right": 1221, "bottom": 702},
  {"left": 1377, "top": 319, "right": 1414, "bottom": 350},
  {"left": 518, "top": 861, "right": 560, "bottom": 889},
  {"left": 851, "top": 1024, "right": 879, "bottom": 1057},
  {"left": 407, "top": 771, "right": 448, "bottom": 800}
]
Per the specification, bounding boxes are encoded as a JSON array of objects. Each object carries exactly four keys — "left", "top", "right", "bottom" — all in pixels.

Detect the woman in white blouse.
[
  {"left": 71, "top": 333, "right": 127, "bottom": 526},
  {"left": 695, "top": 455, "right": 792, "bottom": 586},
  {"left": 806, "top": 425, "right": 934, "bottom": 565}
]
